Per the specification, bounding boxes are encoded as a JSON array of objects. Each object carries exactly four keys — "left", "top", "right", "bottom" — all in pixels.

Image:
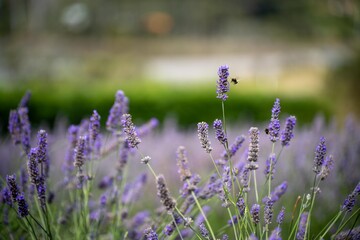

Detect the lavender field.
[{"left": 0, "top": 65, "right": 359, "bottom": 240}]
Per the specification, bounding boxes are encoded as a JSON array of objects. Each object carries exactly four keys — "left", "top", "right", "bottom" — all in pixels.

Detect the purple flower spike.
[
  {"left": 277, "top": 206, "right": 285, "bottom": 225},
  {"left": 264, "top": 153, "right": 277, "bottom": 179},
  {"left": 216, "top": 65, "right": 230, "bottom": 101},
  {"left": 28, "top": 148, "right": 40, "bottom": 185},
  {"left": 197, "top": 122, "right": 213, "bottom": 153},
  {"left": 144, "top": 227, "right": 158, "bottom": 240},
  {"left": 74, "top": 136, "right": 86, "bottom": 169},
  {"left": 18, "top": 107, "right": 31, "bottom": 154},
  {"left": 250, "top": 204, "right": 260, "bottom": 224},
  {"left": 8, "top": 110, "right": 22, "bottom": 145},
  {"left": 89, "top": 110, "right": 101, "bottom": 146},
  {"left": 313, "top": 137, "right": 327, "bottom": 174},
  {"left": 270, "top": 181, "right": 288, "bottom": 202},
  {"left": 213, "top": 119, "right": 227, "bottom": 146},
  {"left": 247, "top": 127, "right": 260, "bottom": 170},
  {"left": 176, "top": 146, "right": 192, "bottom": 182},
  {"left": 269, "top": 227, "right": 282, "bottom": 240},
  {"left": 6, "top": 175, "right": 20, "bottom": 203},
  {"left": 281, "top": 116, "right": 296, "bottom": 147},
  {"left": 121, "top": 114, "right": 141, "bottom": 148},
  {"left": 320, "top": 154, "right": 335, "bottom": 181},
  {"left": 16, "top": 194, "right": 29, "bottom": 218},
  {"left": 137, "top": 118, "right": 159, "bottom": 137},
  {"left": 156, "top": 175, "right": 176, "bottom": 213},
  {"left": 106, "top": 90, "right": 129, "bottom": 132},
  {"left": 2, "top": 188, "right": 13, "bottom": 207},
  {"left": 199, "top": 222, "right": 209, "bottom": 238},
  {"left": 264, "top": 196, "right": 274, "bottom": 225},
  {"left": 296, "top": 212, "right": 308, "bottom": 240},
  {"left": 268, "top": 98, "right": 281, "bottom": 143},
  {"left": 342, "top": 182, "right": 360, "bottom": 212},
  {"left": 164, "top": 224, "right": 174, "bottom": 236}
]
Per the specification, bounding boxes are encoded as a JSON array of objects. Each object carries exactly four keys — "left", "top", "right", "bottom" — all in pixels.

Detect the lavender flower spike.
[
  {"left": 296, "top": 212, "right": 308, "bottom": 240},
  {"left": 269, "top": 227, "right": 282, "bottom": 240},
  {"left": 268, "top": 98, "right": 281, "bottom": 142},
  {"left": 16, "top": 194, "right": 29, "bottom": 218},
  {"left": 121, "top": 113, "right": 141, "bottom": 148},
  {"left": 281, "top": 116, "right": 296, "bottom": 146},
  {"left": 37, "top": 130, "right": 48, "bottom": 164},
  {"left": 277, "top": 206, "right": 285, "bottom": 225},
  {"left": 27, "top": 148, "right": 40, "bottom": 185},
  {"left": 313, "top": 137, "right": 327, "bottom": 174},
  {"left": 106, "top": 90, "right": 129, "bottom": 131},
  {"left": 6, "top": 174, "right": 20, "bottom": 203},
  {"left": 197, "top": 122, "right": 212, "bottom": 153},
  {"left": 320, "top": 154, "right": 334, "bottom": 181},
  {"left": 74, "top": 136, "right": 86, "bottom": 169},
  {"left": 199, "top": 222, "right": 209, "bottom": 238},
  {"left": 144, "top": 227, "right": 158, "bottom": 240},
  {"left": 264, "top": 197, "right": 274, "bottom": 225},
  {"left": 247, "top": 127, "right": 260, "bottom": 170},
  {"left": 156, "top": 175, "right": 176, "bottom": 213},
  {"left": 8, "top": 110, "right": 22, "bottom": 145},
  {"left": 213, "top": 119, "right": 227, "bottom": 146},
  {"left": 89, "top": 110, "right": 101, "bottom": 146},
  {"left": 250, "top": 204, "right": 260, "bottom": 224},
  {"left": 18, "top": 107, "right": 31, "bottom": 154},
  {"left": 264, "top": 153, "right": 277, "bottom": 179},
  {"left": 176, "top": 146, "right": 192, "bottom": 182},
  {"left": 216, "top": 65, "right": 230, "bottom": 101},
  {"left": 342, "top": 182, "right": 360, "bottom": 212}
]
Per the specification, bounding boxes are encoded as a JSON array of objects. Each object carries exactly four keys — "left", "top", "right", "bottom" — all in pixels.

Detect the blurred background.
[{"left": 0, "top": 0, "right": 359, "bottom": 129}]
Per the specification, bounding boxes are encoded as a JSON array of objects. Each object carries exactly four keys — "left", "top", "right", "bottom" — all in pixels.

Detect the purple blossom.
[
  {"left": 264, "top": 196, "right": 274, "bottom": 225},
  {"left": 222, "top": 234, "right": 229, "bottom": 240},
  {"left": 98, "top": 176, "right": 114, "bottom": 189},
  {"left": 137, "top": 118, "right": 159, "bottom": 137},
  {"left": 18, "top": 107, "right": 31, "bottom": 154},
  {"left": 176, "top": 146, "right": 192, "bottom": 182},
  {"left": 63, "top": 125, "right": 79, "bottom": 174},
  {"left": 236, "top": 197, "right": 246, "bottom": 216},
  {"left": 36, "top": 182, "right": 46, "bottom": 208},
  {"left": 342, "top": 182, "right": 360, "bottom": 212},
  {"left": 122, "top": 173, "right": 147, "bottom": 204},
  {"left": 131, "top": 211, "right": 150, "bottom": 228},
  {"left": 268, "top": 98, "right": 281, "bottom": 142},
  {"left": 74, "top": 136, "right": 86, "bottom": 169},
  {"left": 20, "top": 168, "right": 28, "bottom": 194},
  {"left": 199, "top": 222, "right": 209, "bottom": 238},
  {"left": 216, "top": 65, "right": 230, "bottom": 101},
  {"left": 247, "top": 127, "right": 260, "bottom": 170},
  {"left": 106, "top": 90, "right": 129, "bottom": 131},
  {"left": 269, "top": 227, "right": 282, "bottom": 240},
  {"left": 8, "top": 110, "right": 22, "bottom": 145},
  {"left": 2, "top": 188, "right": 13, "bottom": 207},
  {"left": 163, "top": 224, "right": 174, "bottom": 236},
  {"left": 270, "top": 181, "right": 288, "bottom": 202},
  {"left": 296, "top": 212, "right": 308, "bottom": 240},
  {"left": 27, "top": 148, "right": 40, "bottom": 185},
  {"left": 313, "top": 137, "right": 327, "bottom": 174},
  {"left": 320, "top": 154, "right": 335, "bottom": 181},
  {"left": 180, "top": 174, "right": 201, "bottom": 198},
  {"left": 251, "top": 204, "right": 260, "bottom": 224},
  {"left": 16, "top": 194, "right": 29, "bottom": 218},
  {"left": 89, "top": 110, "right": 101, "bottom": 146},
  {"left": 240, "top": 165, "right": 251, "bottom": 192},
  {"left": 277, "top": 206, "right": 285, "bottom": 225},
  {"left": 264, "top": 153, "right": 277, "bottom": 180},
  {"left": 100, "top": 194, "right": 107, "bottom": 207},
  {"left": 281, "top": 116, "right": 296, "bottom": 146},
  {"left": 144, "top": 227, "right": 158, "bottom": 240},
  {"left": 222, "top": 166, "right": 232, "bottom": 191},
  {"left": 197, "top": 122, "right": 213, "bottom": 153},
  {"left": 121, "top": 113, "right": 141, "bottom": 148},
  {"left": 213, "top": 119, "right": 227, "bottom": 146},
  {"left": 6, "top": 174, "right": 20, "bottom": 203},
  {"left": 18, "top": 90, "right": 31, "bottom": 108}
]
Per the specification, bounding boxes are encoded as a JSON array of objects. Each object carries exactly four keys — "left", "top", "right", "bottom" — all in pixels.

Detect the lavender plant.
[{"left": 0, "top": 66, "right": 359, "bottom": 240}]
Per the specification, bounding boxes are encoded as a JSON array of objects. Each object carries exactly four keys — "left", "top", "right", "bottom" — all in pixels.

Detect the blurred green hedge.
[{"left": 0, "top": 81, "right": 332, "bottom": 132}]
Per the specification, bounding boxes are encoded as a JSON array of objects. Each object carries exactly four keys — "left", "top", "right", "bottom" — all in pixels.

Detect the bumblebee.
[
  {"left": 231, "top": 78, "right": 238, "bottom": 85},
  {"left": 264, "top": 128, "right": 269, "bottom": 135}
]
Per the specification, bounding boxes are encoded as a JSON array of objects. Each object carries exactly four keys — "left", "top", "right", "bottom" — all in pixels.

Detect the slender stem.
[
  {"left": 172, "top": 214, "right": 184, "bottom": 240},
  {"left": 319, "top": 211, "right": 342, "bottom": 239},
  {"left": 25, "top": 216, "right": 38, "bottom": 240},
  {"left": 305, "top": 175, "right": 319, "bottom": 239},
  {"left": 227, "top": 208, "right": 238, "bottom": 240},
  {"left": 146, "top": 163, "right": 158, "bottom": 179},
  {"left": 29, "top": 213, "right": 50, "bottom": 237},
  {"left": 253, "top": 170, "right": 259, "bottom": 203},
  {"left": 345, "top": 210, "right": 360, "bottom": 239},
  {"left": 175, "top": 207, "right": 203, "bottom": 240},
  {"left": 335, "top": 208, "right": 360, "bottom": 236},
  {"left": 191, "top": 190, "right": 216, "bottom": 240},
  {"left": 209, "top": 153, "right": 222, "bottom": 178}
]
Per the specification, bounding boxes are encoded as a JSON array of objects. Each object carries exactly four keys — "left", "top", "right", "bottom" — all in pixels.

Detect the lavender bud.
[
  {"left": 320, "top": 154, "right": 334, "bottom": 181},
  {"left": 269, "top": 227, "right": 282, "bottom": 240},
  {"left": 74, "top": 136, "right": 86, "bottom": 169},
  {"left": 197, "top": 122, "right": 213, "bottom": 153},
  {"left": 18, "top": 90, "right": 31, "bottom": 108},
  {"left": 16, "top": 194, "right": 29, "bottom": 218},
  {"left": 216, "top": 65, "right": 230, "bottom": 101},
  {"left": 213, "top": 119, "right": 227, "bottom": 146},
  {"left": 240, "top": 165, "right": 250, "bottom": 192},
  {"left": 247, "top": 127, "right": 260, "bottom": 170},
  {"left": 36, "top": 130, "right": 48, "bottom": 164},
  {"left": 251, "top": 204, "right": 260, "bottom": 225},
  {"left": 268, "top": 98, "right": 281, "bottom": 142},
  {"left": 137, "top": 118, "right": 159, "bottom": 137},
  {"left": 121, "top": 114, "right": 141, "bottom": 148},
  {"left": 264, "top": 197, "right": 274, "bottom": 225},
  {"left": 100, "top": 194, "right": 107, "bottom": 207},
  {"left": 89, "top": 110, "right": 101, "bottom": 146},
  {"left": 281, "top": 116, "right": 296, "bottom": 146},
  {"left": 271, "top": 181, "right": 288, "bottom": 202},
  {"left": 222, "top": 166, "right": 232, "bottom": 191},
  {"left": 2, "top": 188, "right": 13, "bottom": 207},
  {"left": 8, "top": 110, "right": 22, "bottom": 145},
  {"left": 36, "top": 182, "right": 46, "bottom": 208},
  {"left": 222, "top": 234, "right": 229, "bottom": 240},
  {"left": 27, "top": 148, "right": 40, "bottom": 185},
  {"left": 163, "top": 224, "right": 174, "bottom": 236},
  {"left": 199, "top": 222, "right": 209, "bottom": 238},
  {"left": 222, "top": 135, "right": 246, "bottom": 160},
  {"left": 236, "top": 197, "right": 246, "bottom": 216},
  {"left": 277, "top": 207, "right": 285, "bottom": 225},
  {"left": 6, "top": 174, "right": 20, "bottom": 203},
  {"left": 176, "top": 146, "right": 192, "bottom": 182},
  {"left": 144, "top": 227, "right": 158, "bottom": 240},
  {"left": 313, "top": 137, "right": 327, "bottom": 174},
  {"left": 264, "top": 153, "right": 277, "bottom": 179},
  {"left": 18, "top": 107, "right": 31, "bottom": 154},
  {"left": 342, "top": 182, "right": 360, "bottom": 212},
  {"left": 156, "top": 175, "right": 176, "bottom": 213},
  {"left": 141, "top": 156, "right": 151, "bottom": 164},
  {"left": 296, "top": 212, "right": 308, "bottom": 240},
  {"left": 106, "top": 90, "right": 129, "bottom": 131}
]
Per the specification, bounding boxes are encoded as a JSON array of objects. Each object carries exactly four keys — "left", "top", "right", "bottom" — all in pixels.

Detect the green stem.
[
  {"left": 25, "top": 216, "right": 38, "bottom": 240},
  {"left": 319, "top": 211, "right": 342, "bottom": 239},
  {"left": 253, "top": 170, "right": 259, "bottom": 203},
  {"left": 175, "top": 207, "right": 203, "bottom": 240},
  {"left": 227, "top": 208, "right": 238, "bottom": 240},
  {"left": 172, "top": 214, "right": 184, "bottom": 240}
]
